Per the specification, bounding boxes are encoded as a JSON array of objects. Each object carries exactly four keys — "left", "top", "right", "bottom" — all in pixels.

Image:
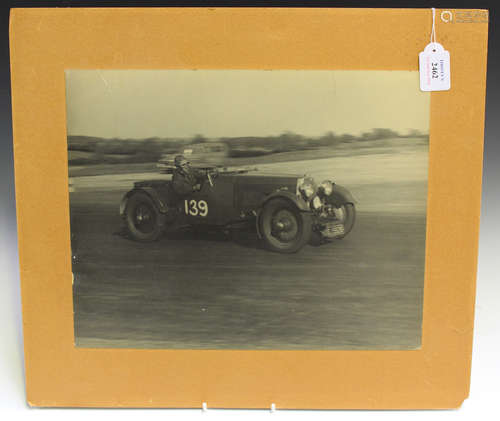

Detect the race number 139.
[{"left": 184, "top": 199, "right": 208, "bottom": 217}]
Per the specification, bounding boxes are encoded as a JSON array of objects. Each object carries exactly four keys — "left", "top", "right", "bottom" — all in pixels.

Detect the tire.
[
  {"left": 336, "top": 203, "right": 356, "bottom": 239},
  {"left": 258, "top": 198, "right": 312, "bottom": 253},
  {"left": 124, "top": 191, "right": 165, "bottom": 242}
]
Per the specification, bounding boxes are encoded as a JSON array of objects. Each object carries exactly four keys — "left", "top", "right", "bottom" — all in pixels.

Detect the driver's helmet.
[{"left": 174, "top": 155, "right": 189, "bottom": 168}]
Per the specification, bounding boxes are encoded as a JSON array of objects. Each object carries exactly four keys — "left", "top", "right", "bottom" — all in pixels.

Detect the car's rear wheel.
[
  {"left": 259, "top": 198, "right": 312, "bottom": 253},
  {"left": 125, "top": 192, "right": 165, "bottom": 242}
]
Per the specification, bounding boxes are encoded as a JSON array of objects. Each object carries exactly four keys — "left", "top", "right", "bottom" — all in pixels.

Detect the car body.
[{"left": 120, "top": 166, "right": 356, "bottom": 253}]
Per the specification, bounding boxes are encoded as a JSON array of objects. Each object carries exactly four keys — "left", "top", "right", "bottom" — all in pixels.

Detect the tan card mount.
[{"left": 9, "top": 8, "right": 488, "bottom": 408}]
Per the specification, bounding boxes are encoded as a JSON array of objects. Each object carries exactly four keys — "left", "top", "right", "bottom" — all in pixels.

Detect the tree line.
[{"left": 67, "top": 128, "right": 428, "bottom": 165}]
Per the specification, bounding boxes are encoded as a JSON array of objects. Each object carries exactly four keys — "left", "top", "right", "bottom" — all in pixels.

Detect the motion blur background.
[{"left": 0, "top": 1, "right": 498, "bottom": 419}]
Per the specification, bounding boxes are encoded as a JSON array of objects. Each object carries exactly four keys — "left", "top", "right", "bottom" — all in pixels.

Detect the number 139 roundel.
[{"left": 184, "top": 199, "right": 208, "bottom": 217}]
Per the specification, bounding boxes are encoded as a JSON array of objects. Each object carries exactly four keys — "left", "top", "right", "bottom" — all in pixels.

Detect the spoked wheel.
[
  {"left": 259, "top": 199, "right": 312, "bottom": 253},
  {"left": 125, "top": 192, "right": 165, "bottom": 242}
]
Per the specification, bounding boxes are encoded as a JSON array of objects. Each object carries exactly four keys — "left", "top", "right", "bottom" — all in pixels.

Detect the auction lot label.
[{"left": 419, "top": 42, "right": 451, "bottom": 92}]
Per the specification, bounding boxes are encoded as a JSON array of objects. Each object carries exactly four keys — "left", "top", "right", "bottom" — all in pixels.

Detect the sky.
[{"left": 65, "top": 70, "right": 430, "bottom": 139}]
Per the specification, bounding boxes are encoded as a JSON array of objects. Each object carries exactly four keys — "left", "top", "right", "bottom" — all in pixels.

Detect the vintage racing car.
[{"left": 120, "top": 165, "right": 356, "bottom": 253}]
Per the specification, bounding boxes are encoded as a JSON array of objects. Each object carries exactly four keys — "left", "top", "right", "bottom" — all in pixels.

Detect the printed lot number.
[{"left": 184, "top": 199, "right": 208, "bottom": 217}]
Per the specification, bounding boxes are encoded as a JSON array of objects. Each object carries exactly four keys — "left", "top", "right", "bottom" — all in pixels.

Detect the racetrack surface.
[{"left": 70, "top": 149, "right": 427, "bottom": 349}]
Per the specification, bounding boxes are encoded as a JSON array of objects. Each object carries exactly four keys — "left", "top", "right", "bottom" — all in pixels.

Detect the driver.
[{"left": 172, "top": 155, "right": 206, "bottom": 196}]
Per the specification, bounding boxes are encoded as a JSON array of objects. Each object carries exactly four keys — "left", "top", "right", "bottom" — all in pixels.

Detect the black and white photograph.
[{"left": 67, "top": 70, "right": 429, "bottom": 350}]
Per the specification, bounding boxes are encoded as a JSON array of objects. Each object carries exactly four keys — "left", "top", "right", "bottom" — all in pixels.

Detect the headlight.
[
  {"left": 297, "top": 177, "right": 317, "bottom": 199},
  {"left": 302, "top": 184, "right": 315, "bottom": 198},
  {"left": 319, "top": 180, "right": 333, "bottom": 196}
]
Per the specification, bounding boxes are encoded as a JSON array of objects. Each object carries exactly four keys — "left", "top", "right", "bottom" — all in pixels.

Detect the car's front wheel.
[
  {"left": 258, "top": 198, "right": 312, "bottom": 253},
  {"left": 124, "top": 191, "right": 165, "bottom": 242},
  {"left": 334, "top": 203, "right": 356, "bottom": 239}
]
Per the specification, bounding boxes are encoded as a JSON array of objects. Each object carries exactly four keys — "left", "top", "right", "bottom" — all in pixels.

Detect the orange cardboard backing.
[{"left": 9, "top": 8, "right": 488, "bottom": 408}]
